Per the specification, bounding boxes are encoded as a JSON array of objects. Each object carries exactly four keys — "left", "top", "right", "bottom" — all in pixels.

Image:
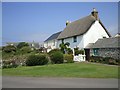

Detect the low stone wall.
[{"left": 98, "top": 48, "right": 120, "bottom": 59}]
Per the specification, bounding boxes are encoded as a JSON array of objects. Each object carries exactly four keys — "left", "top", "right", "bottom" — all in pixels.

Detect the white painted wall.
[
  {"left": 57, "top": 35, "right": 84, "bottom": 49},
  {"left": 45, "top": 20, "right": 110, "bottom": 51},
  {"left": 44, "top": 39, "right": 58, "bottom": 52},
  {"left": 83, "top": 21, "right": 109, "bottom": 48}
]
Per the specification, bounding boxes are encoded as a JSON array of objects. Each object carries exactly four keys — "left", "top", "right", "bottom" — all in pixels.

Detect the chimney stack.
[
  {"left": 91, "top": 8, "right": 99, "bottom": 20},
  {"left": 66, "top": 20, "right": 71, "bottom": 26}
]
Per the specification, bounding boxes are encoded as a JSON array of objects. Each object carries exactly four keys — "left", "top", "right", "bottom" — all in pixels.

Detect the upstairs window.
[{"left": 73, "top": 36, "right": 77, "bottom": 42}]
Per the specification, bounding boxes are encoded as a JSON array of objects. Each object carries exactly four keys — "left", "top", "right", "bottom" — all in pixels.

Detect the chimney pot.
[
  {"left": 91, "top": 8, "right": 99, "bottom": 20},
  {"left": 66, "top": 20, "right": 71, "bottom": 26}
]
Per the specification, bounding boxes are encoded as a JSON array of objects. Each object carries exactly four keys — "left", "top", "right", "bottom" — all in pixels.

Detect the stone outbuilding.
[{"left": 85, "top": 37, "right": 120, "bottom": 60}]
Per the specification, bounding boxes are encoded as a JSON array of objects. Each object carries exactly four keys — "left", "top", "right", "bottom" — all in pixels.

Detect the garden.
[
  {"left": 2, "top": 42, "right": 76, "bottom": 68},
  {"left": 1, "top": 42, "right": 119, "bottom": 78}
]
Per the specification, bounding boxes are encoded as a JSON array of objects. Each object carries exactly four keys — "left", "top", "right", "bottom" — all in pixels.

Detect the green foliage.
[
  {"left": 2, "top": 60, "right": 18, "bottom": 69},
  {"left": 26, "top": 54, "right": 49, "bottom": 66},
  {"left": 59, "top": 42, "right": 70, "bottom": 54},
  {"left": 20, "top": 46, "right": 31, "bottom": 54},
  {"left": 17, "top": 42, "right": 29, "bottom": 49},
  {"left": 66, "top": 48, "right": 73, "bottom": 54},
  {"left": 59, "top": 43, "right": 65, "bottom": 53},
  {"left": 102, "top": 57, "right": 118, "bottom": 65},
  {"left": 48, "top": 49, "right": 61, "bottom": 55},
  {"left": 74, "top": 48, "right": 84, "bottom": 55},
  {"left": 90, "top": 56, "right": 119, "bottom": 65},
  {"left": 64, "top": 42, "right": 70, "bottom": 47},
  {"left": 2, "top": 45, "right": 16, "bottom": 53},
  {"left": 64, "top": 54, "right": 74, "bottom": 63},
  {"left": 49, "top": 51, "right": 64, "bottom": 64}
]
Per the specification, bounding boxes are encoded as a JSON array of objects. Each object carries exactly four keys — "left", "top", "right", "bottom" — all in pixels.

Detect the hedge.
[
  {"left": 64, "top": 54, "right": 74, "bottom": 63},
  {"left": 49, "top": 51, "right": 64, "bottom": 64},
  {"left": 26, "top": 54, "right": 49, "bottom": 66}
]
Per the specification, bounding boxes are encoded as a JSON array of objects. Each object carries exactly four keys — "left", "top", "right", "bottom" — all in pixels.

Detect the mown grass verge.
[{"left": 2, "top": 62, "right": 118, "bottom": 78}]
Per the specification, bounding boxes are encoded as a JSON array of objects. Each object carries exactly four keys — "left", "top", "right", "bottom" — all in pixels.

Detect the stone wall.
[{"left": 98, "top": 48, "right": 120, "bottom": 59}]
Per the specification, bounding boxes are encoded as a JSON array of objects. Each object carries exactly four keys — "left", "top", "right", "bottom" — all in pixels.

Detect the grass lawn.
[{"left": 2, "top": 62, "right": 118, "bottom": 78}]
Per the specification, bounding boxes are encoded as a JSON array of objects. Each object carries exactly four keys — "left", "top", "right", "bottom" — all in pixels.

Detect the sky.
[{"left": 2, "top": 2, "right": 118, "bottom": 45}]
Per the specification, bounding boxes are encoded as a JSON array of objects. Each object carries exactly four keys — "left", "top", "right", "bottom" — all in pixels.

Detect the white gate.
[{"left": 74, "top": 54, "right": 86, "bottom": 62}]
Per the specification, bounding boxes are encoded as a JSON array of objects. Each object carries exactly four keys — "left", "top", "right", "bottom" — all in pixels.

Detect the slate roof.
[
  {"left": 44, "top": 31, "right": 62, "bottom": 42},
  {"left": 85, "top": 37, "right": 120, "bottom": 48},
  {"left": 57, "top": 15, "right": 111, "bottom": 39}
]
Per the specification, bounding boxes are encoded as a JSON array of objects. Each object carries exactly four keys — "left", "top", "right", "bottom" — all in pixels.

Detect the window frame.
[{"left": 73, "top": 36, "right": 77, "bottom": 43}]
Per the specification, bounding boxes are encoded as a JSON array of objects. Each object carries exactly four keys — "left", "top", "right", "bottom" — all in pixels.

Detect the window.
[
  {"left": 103, "top": 36, "right": 106, "bottom": 38},
  {"left": 73, "top": 36, "right": 77, "bottom": 42},
  {"left": 93, "top": 48, "right": 99, "bottom": 56}
]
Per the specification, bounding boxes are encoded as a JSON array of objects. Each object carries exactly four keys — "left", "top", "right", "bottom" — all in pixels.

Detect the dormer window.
[
  {"left": 73, "top": 36, "right": 77, "bottom": 42},
  {"left": 103, "top": 36, "right": 106, "bottom": 38}
]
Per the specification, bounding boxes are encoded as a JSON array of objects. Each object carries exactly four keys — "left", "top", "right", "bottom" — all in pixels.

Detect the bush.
[
  {"left": 90, "top": 56, "right": 103, "bottom": 63},
  {"left": 26, "top": 54, "right": 48, "bottom": 66},
  {"left": 49, "top": 51, "right": 63, "bottom": 64},
  {"left": 2, "top": 60, "right": 18, "bottom": 69},
  {"left": 74, "top": 48, "right": 84, "bottom": 55},
  {"left": 102, "top": 57, "right": 117, "bottom": 65},
  {"left": 2, "top": 45, "right": 16, "bottom": 53},
  {"left": 20, "top": 46, "right": 32, "bottom": 53},
  {"left": 17, "top": 42, "right": 29, "bottom": 49},
  {"left": 48, "top": 49, "right": 62, "bottom": 55},
  {"left": 64, "top": 54, "right": 74, "bottom": 63},
  {"left": 90, "top": 56, "right": 119, "bottom": 65},
  {"left": 66, "top": 48, "right": 73, "bottom": 54}
]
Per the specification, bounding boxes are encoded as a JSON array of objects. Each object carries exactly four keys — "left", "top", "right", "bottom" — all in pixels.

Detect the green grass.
[{"left": 2, "top": 62, "right": 118, "bottom": 78}]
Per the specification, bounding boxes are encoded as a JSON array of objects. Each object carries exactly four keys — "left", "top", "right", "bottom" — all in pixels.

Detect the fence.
[{"left": 73, "top": 54, "right": 86, "bottom": 62}]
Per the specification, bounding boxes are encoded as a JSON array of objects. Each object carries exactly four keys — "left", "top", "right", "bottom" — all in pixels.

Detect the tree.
[
  {"left": 17, "top": 42, "right": 29, "bottom": 49},
  {"left": 59, "top": 42, "right": 70, "bottom": 54}
]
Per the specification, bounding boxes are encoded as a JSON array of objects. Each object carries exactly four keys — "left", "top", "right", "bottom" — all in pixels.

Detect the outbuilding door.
[{"left": 84, "top": 49, "right": 90, "bottom": 61}]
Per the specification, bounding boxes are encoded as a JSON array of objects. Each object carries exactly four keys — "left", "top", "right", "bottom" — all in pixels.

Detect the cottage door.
[{"left": 84, "top": 49, "right": 90, "bottom": 61}]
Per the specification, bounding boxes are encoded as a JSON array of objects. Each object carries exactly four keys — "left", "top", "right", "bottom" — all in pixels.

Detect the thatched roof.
[
  {"left": 57, "top": 15, "right": 96, "bottom": 39},
  {"left": 57, "top": 15, "right": 111, "bottom": 39}
]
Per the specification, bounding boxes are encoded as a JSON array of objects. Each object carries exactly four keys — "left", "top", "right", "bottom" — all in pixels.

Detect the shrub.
[
  {"left": 17, "top": 42, "right": 29, "bottom": 49},
  {"left": 64, "top": 54, "right": 74, "bottom": 63},
  {"left": 20, "top": 46, "right": 31, "bottom": 53},
  {"left": 90, "top": 56, "right": 119, "bottom": 65},
  {"left": 2, "top": 45, "right": 16, "bottom": 53},
  {"left": 26, "top": 54, "right": 48, "bottom": 66},
  {"left": 103, "top": 57, "right": 117, "bottom": 65},
  {"left": 49, "top": 51, "right": 63, "bottom": 64},
  {"left": 48, "top": 49, "right": 61, "bottom": 55},
  {"left": 66, "top": 48, "right": 73, "bottom": 54},
  {"left": 90, "top": 56, "right": 103, "bottom": 63},
  {"left": 74, "top": 48, "right": 84, "bottom": 55},
  {"left": 2, "top": 60, "right": 18, "bottom": 69},
  {"left": 79, "top": 50, "right": 84, "bottom": 55}
]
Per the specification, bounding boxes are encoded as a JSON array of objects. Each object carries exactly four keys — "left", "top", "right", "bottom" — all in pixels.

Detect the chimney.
[
  {"left": 91, "top": 8, "right": 99, "bottom": 20},
  {"left": 66, "top": 20, "right": 71, "bottom": 26}
]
